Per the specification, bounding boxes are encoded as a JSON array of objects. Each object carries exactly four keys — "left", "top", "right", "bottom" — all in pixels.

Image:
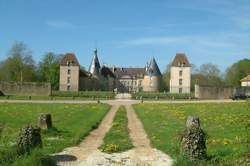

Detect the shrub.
[{"left": 132, "top": 92, "right": 194, "bottom": 100}]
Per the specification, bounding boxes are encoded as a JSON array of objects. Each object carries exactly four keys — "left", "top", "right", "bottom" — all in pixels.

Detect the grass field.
[
  {"left": 0, "top": 103, "right": 111, "bottom": 166},
  {"left": 99, "top": 106, "right": 133, "bottom": 153},
  {"left": 134, "top": 102, "right": 250, "bottom": 165}
]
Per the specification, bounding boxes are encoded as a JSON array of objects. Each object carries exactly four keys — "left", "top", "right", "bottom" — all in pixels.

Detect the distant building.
[
  {"left": 143, "top": 58, "right": 162, "bottom": 92},
  {"left": 59, "top": 49, "right": 162, "bottom": 92},
  {"left": 59, "top": 53, "right": 80, "bottom": 91},
  {"left": 169, "top": 53, "right": 191, "bottom": 93},
  {"left": 240, "top": 75, "right": 250, "bottom": 87}
]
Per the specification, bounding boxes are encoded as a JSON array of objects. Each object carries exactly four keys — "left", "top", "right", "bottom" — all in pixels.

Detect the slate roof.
[
  {"left": 88, "top": 49, "right": 101, "bottom": 76},
  {"left": 111, "top": 67, "right": 145, "bottom": 79},
  {"left": 241, "top": 75, "right": 250, "bottom": 82},
  {"left": 145, "top": 58, "right": 162, "bottom": 76},
  {"left": 171, "top": 53, "right": 191, "bottom": 67},
  {"left": 101, "top": 66, "right": 115, "bottom": 78},
  {"left": 60, "top": 53, "right": 80, "bottom": 66}
]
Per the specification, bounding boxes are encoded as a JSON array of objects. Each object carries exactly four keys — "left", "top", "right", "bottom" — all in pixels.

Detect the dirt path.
[
  {"left": 76, "top": 104, "right": 173, "bottom": 166},
  {"left": 52, "top": 105, "right": 119, "bottom": 166},
  {"left": 125, "top": 104, "right": 173, "bottom": 166},
  {"left": 53, "top": 102, "right": 173, "bottom": 166}
]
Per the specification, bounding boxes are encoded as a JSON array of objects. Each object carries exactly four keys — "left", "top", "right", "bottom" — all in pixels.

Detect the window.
[
  {"left": 67, "top": 77, "right": 70, "bottom": 84},
  {"left": 67, "top": 85, "right": 70, "bottom": 91},
  {"left": 139, "top": 80, "right": 142, "bottom": 86},
  {"left": 67, "top": 69, "right": 71, "bottom": 75},
  {"left": 67, "top": 60, "right": 72, "bottom": 66},
  {"left": 179, "top": 70, "right": 183, "bottom": 76},
  {"left": 179, "top": 88, "right": 182, "bottom": 93},
  {"left": 179, "top": 79, "right": 183, "bottom": 86}
]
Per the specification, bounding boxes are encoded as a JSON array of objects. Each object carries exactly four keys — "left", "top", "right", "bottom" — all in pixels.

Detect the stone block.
[
  {"left": 181, "top": 116, "right": 207, "bottom": 160},
  {"left": 38, "top": 114, "right": 52, "bottom": 129},
  {"left": 17, "top": 125, "right": 42, "bottom": 155}
]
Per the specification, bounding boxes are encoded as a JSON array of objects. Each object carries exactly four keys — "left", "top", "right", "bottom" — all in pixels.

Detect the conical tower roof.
[
  {"left": 89, "top": 48, "right": 101, "bottom": 76},
  {"left": 145, "top": 58, "right": 162, "bottom": 76}
]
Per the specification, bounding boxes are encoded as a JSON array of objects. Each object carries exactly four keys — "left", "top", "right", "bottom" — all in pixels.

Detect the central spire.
[{"left": 89, "top": 48, "right": 101, "bottom": 77}]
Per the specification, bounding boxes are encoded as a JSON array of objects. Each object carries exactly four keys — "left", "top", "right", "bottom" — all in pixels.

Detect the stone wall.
[
  {"left": 0, "top": 81, "right": 51, "bottom": 96},
  {"left": 143, "top": 76, "right": 160, "bottom": 92},
  {"left": 195, "top": 84, "right": 233, "bottom": 99}
]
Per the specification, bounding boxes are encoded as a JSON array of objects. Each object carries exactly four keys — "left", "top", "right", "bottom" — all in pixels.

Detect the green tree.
[
  {"left": 225, "top": 59, "right": 250, "bottom": 86},
  {"left": 162, "top": 63, "right": 171, "bottom": 91},
  {"left": 0, "top": 41, "right": 36, "bottom": 82},
  {"left": 193, "top": 63, "right": 224, "bottom": 87},
  {"left": 38, "top": 52, "right": 61, "bottom": 90}
]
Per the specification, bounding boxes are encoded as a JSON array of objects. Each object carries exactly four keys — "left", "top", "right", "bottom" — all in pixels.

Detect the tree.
[
  {"left": 225, "top": 59, "right": 250, "bottom": 86},
  {"left": 0, "top": 41, "right": 36, "bottom": 82},
  {"left": 192, "top": 63, "right": 224, "bottom": 87},
  {"left": 38, "top": 52, "right": 61, "bottom": 90}
]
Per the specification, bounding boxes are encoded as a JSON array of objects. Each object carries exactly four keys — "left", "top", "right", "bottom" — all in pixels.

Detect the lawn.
[
  {"left": 134, "top": 102, "right": 250, "bottom": 165},
  {"left": 99, "top": 106, "right": 133, "bottom": 153},
  {"left": 0, "top": 103, "right": 111, "bottom": 166}
]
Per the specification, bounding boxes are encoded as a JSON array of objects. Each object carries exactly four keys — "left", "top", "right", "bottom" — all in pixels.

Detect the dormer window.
[
  {"left": 178, "top": 62, "right": 182, "bottom": 67},
  {"left": 67, "top": 60, "right": 72, "bottom": 66}
]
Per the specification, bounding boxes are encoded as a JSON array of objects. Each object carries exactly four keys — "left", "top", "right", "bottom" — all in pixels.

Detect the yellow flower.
[{"left": 223, "top": 139, "right": 230, "bottom": 145}]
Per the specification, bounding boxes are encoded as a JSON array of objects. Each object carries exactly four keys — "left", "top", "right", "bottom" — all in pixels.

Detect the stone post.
[
  {"left": 38, "top": 114, "right": 52, "bottom": 129},
  {"left": 181, "top": 116, "right": 207, "bottom": 160},
  {"left": 17, "top": 125, "right": 42, "bottom": 155},
  {"left": 140, "top": 96, "right": 143, "bottom": 103}
]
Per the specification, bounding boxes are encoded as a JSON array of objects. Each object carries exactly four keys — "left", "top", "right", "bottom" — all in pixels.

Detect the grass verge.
[
  {"left": 99, "top": 106, "right": 133, "bottom": 153},
  {"left": 0, "top": 103, "right": 110, "bottom": 166},
  {"left": 133, "top": 102, "right": 250, "bottom": 165}
]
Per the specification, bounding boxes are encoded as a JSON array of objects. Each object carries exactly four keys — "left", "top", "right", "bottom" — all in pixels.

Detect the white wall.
[
  {"left": 170, "top": 66, "right": 191, "bottom": 93},
  {"left": 241, "top": 81, "right": 250, "bottom": 87}
]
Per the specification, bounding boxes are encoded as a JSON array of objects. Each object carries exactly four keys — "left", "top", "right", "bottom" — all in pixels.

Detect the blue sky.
[{"left": 0, "top": 0, "right": 249, "bottom": 72}]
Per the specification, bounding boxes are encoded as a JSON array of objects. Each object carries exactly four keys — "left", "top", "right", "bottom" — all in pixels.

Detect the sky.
[{"left": 0, "top": 0, "right": 249, "bottom": 72}]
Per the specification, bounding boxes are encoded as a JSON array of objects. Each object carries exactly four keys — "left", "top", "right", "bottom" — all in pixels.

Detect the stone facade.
[
  {"left": 59, "top": 50, "right": 194, "bottom": 93},
  {"left": 170, "top": 53, "right": 191, "bottom": 93},
  {"left": 59, "top": 49, "right": 162, "bottom": 92},
  {"left": 195, "top": 84, "right": 234, "bottom": 99},
  {"left": 59, "top": 65, "right": 79, "bottom": 91}
]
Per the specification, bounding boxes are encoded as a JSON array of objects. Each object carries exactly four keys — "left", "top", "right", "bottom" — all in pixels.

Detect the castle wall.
[
  {"left": 143, "top": 76, "right": 160, "bottom": 92},
  {"left": 0, "top": 81, "right": 51, "bottom": 96},
  {"left": 59, "top": 66, "right": 79, "bottom": 91},
  {"left": 195, "top": 84, "right": 233, "bottom": 99},
  {"left": 170, "top": 66, "right": 191, "bottom": 93}
]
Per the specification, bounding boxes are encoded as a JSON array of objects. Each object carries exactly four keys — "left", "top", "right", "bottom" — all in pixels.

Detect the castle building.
[
  {"left": 59, "top": 53, "right": 80, "bottom": 91},
  {"left": 59, "top": 49, "right": 162, "bottom": 92},
  {"left": 143, "top": 58, "right": 162, "bottom": 92},
  {"left": 169, "top": 53, "right": 191, "bottom": 93}
]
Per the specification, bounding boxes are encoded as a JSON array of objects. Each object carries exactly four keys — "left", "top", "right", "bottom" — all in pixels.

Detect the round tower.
[{"left": 143, "top": 58, "right": 162, "bottom": 92}]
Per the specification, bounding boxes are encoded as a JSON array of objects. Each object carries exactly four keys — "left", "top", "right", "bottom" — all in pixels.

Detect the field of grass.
[
  {"left": 0, "top": 103, "right": 111, "bottom": 166},
  {"left": 99, "top": 106, "right": 133, "bottom": 153},
  {"left": 134, "top": 102, "right": 250, "bottom": 165}
]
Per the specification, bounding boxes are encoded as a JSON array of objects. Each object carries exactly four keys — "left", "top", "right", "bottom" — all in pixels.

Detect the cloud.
[
  {"left": 120, "top": 32, "right": 250, "bottom": 56},
  {"left": 46, "top": 20, "right": 77, "bottom": 29},
  {"left": 121, "top": 35, "right": 235, "bottom": 47}
]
